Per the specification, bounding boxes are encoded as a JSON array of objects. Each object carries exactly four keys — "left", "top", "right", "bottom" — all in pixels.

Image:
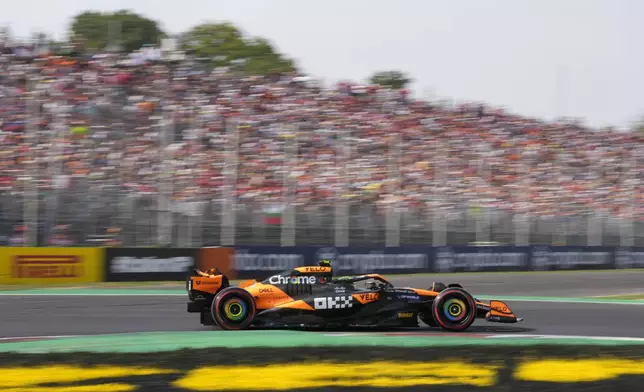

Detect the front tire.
[
  {"left": 431, "top": 287, "right": 477, "bottom": 332},
  {"left": 211, "top": 287, "right": 256, "bottom": 330}
]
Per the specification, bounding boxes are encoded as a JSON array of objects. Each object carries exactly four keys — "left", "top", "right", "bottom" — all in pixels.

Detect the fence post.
[
  {"left": 432, "top": 211, "right": 447, "bottom": 246},
  {"left": 432, "top": 140, "right": 448, "bottom": 246},
  {"left": 157, "top": 109, "right": 174, "bottom": 246},
  {"left": 514, "top": 213, "right": 529, "bottom": 246},
  {"left": 587, "top": 213, "right": 602, "bottom": 246},
  {"left": 475, "top": 205, "right": 491, "bottom": 243},
  {"left": 619, "top": 218, "right": 634, "bottom": 247},
  {"left": 281, "top": 126, "right": 297, "bottom": 247},
  {"left": 334, "top": 129, "right": 349, "bottom": 247},
  {"left": 194, "top": 202, "right": 204, "bottom": 247},
  {"left": 620, "top": 148, "right": 638, "bottom": 247},
  {"left": 385, "top": 133, "right": 401, "bottom": 247},
  {"left": 23, "top": 84, "right": 39, "bottom": 247},
  {"left": 220, "top": 118, "right": 239, "bottom": 246}
]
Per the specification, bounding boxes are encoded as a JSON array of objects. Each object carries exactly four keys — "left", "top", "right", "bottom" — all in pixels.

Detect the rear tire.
[
  {"left": 431, "top": 287, "right": 477, "bottom": 332},
  {"left": 211, "top": 287, "right": 256, "bottom": 330}
]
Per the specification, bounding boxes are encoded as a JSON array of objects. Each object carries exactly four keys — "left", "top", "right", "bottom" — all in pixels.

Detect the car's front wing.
[{"left": 475, "top": 299, "right": 523, "bottom": 323}]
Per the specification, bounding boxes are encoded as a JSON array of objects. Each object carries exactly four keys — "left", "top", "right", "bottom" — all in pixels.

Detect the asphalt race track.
[
  {"left": 1, "top": 270, "right": 644, "bottom": 339},
  {"left": 387, "top": 269, "right": 644, "bottom": 297}
]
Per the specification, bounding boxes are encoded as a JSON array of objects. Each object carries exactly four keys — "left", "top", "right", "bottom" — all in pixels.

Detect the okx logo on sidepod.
[{"left": 314, "top": 296, "right": 353, "bottom": 310}]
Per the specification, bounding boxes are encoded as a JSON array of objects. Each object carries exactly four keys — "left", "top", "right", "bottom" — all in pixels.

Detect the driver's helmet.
[
  {"left": 196, "top": 268, "right": 220, "bottom": 277},
  {"left": 318, "top": 259, "right": 331, "bottom": 267}
]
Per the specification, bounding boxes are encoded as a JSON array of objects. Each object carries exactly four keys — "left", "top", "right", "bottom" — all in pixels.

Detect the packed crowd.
[{"left": 0, "top": 43, "right": 642, "bottom": 245}]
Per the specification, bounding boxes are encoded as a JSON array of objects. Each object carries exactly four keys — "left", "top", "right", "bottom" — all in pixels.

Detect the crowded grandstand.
[{"left": 0, "top": 35, "right": 642, "bottom": 247}]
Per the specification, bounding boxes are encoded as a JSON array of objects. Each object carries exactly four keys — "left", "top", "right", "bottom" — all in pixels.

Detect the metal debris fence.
[{"left": 1, "top": 189, "right": 642, "bottom": 247}]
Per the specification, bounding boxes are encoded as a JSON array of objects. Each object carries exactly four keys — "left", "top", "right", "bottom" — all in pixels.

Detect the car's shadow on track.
[
  {"left": 204, "top": 324, "right": 537, "bottom": 335},
  {"left": 456, "top": 325, "right": 536, "bottom": 334},
  {"left": 301, "top": 325, "right": 537, "bottom": 335}
]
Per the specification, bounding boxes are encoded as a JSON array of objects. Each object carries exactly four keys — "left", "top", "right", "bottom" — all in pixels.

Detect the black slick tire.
[
  {"left": 431, "top": 287, "right": 477, "bottom": 332},
  {"left": 211, "top": 287, "right": 257, "bottom": 330}
]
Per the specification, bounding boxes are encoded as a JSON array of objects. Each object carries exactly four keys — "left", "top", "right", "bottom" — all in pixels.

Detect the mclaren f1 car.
[{"left": 185, "top": 262, "right": 523, "bottom": 331}]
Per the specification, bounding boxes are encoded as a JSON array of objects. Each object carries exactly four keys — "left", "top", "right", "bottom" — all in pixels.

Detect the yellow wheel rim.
[{"left": 223, "top": 299, "right": 246, "bottom": 320}]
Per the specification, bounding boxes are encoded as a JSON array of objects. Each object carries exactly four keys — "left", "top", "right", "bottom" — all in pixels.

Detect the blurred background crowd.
[{"left": 1, "top": 25, "right": 642, "bottom": 248}]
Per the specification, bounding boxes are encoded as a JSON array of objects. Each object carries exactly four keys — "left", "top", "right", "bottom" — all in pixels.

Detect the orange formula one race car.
[{"left": 186, "top": 260, "right": 523, "bottom": 331}]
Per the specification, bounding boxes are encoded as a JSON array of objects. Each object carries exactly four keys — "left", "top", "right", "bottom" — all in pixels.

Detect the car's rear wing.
[{"left": 186, "top": 268, "right": 230, "bottom": 297}]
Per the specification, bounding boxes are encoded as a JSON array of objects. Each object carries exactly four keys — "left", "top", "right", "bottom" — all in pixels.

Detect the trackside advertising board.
[
  {"left": 5, "top": 245, "right": 639, "bottom": 285},
  {"left": 614, "top": 247, "right": 644, "bottom": 269},
  {"left": 228, "top": 246, "right": 644, "bottom": 278},
  {"left": 431, "top": 246, "right": 616, "bottom": 272},
  {"left": 0, "top": 247, "right": 103, "bottom": 285},
  {"left": 432, "top": 246, "right": 532, "bottom": 273},
  {"left": 528, "top": 246, "right": 616, "bottom": 271},
  {"left": 105, "top": 248, "right": 199, "bottom": 281},
  {"left": 231, "top": 246, "right": 431, "bottom": 279}
]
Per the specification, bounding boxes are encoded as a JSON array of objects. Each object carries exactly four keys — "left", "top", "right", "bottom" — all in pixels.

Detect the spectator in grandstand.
[{"left": 0, "top": 42, "right": 641, "bottom": 246}]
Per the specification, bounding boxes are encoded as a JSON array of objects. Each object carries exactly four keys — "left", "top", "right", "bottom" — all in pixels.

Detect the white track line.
[
  {"left": 4, "top": 333, "right": 644, "bottom": 346},
  {"left": 486, "top": 334, "right": 644, "bottom": 342},
  {"left": 0, "top": 335, "right": 77, "bottom": 341}
]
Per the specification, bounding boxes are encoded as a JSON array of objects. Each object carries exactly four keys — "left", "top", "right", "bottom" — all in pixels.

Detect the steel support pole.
[{"left": 220, "top": 118, "right": 239, "bottom": 246}]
